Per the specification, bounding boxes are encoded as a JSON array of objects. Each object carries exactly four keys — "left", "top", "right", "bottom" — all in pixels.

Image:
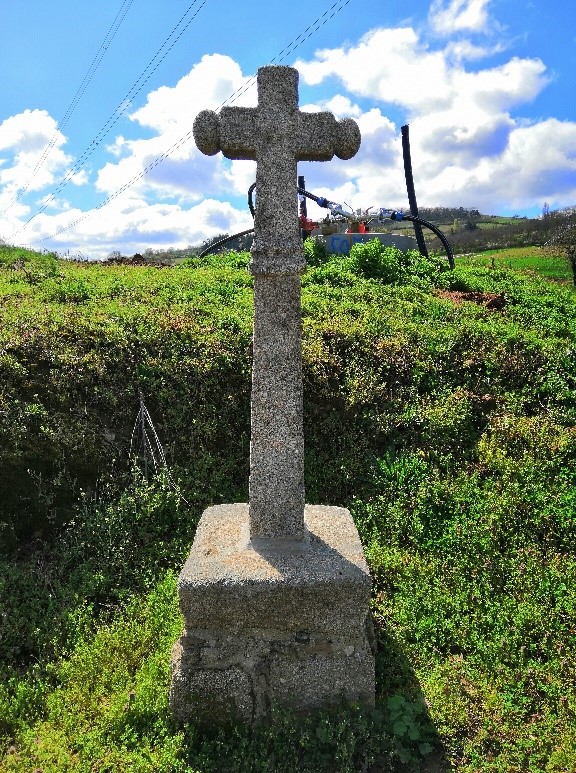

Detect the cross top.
[{"left": 193, "top": 65, "right": 361, "bottom": 274}]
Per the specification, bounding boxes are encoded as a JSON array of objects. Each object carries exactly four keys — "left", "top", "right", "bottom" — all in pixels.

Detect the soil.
[{"left": 435, "top": 290, "right": 506, "bottom": 310}]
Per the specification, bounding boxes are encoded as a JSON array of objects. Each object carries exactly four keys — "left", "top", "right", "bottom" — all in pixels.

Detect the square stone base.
[{"left": 170, "top": 503, "right": 375, "bottom": 724}]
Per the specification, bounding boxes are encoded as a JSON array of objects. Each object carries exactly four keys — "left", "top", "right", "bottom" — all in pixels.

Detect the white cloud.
[
  {"left": 292, "top": 23, "right": 576, "bottom": 215},
  {"left": 0, "top": 109, "right": 73, "bottom": 208},
  {"left": 429, "top": 0, "right": 494, "bottom": 36},
  {"left": 315, "top": 95, "right": 362, "bottom": 119},
  {"left": 295, "top": 29, "right": 548, "bottom": 117},
  {"left": 17, "top": 194, "right": 253, "bottom": 260},
  {"left": 445, "top": 39, "right": 506, "bottom": 63},
  {"left": 2, "top": 54, "right": 260, "bottom": 253},
  {"left": 95, "top": 53, "right": 257, "bottom": 202},
  {"left": 130, "top": 53, "right": 256, "bottom": 133},
  {"left": 296, "top": 28, "right": 452, "bottom": 113}
]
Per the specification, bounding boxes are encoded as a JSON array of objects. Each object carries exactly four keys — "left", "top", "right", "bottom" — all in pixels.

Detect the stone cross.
[{"left": 193, "top": 65, "right": 360, "bottom": 543}]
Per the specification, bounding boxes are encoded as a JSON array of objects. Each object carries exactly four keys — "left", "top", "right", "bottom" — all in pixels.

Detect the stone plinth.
[
  {"left": 171, "top": 65, "right": 373, "bottom": 724},
  {"left": 170, "top": 503, "right": 375, "bottom": 724}
]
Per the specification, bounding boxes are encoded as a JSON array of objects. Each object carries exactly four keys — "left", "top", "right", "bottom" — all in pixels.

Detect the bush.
[
  {"left": 303, "top": 236, "right": 328, "bottom": 266},
  {"left": 1, "top": 249, "right": 576, "bottom": 771}
]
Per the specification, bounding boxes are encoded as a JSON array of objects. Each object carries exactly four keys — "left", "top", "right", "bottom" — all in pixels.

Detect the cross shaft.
[{"left": 193, "top": 65, "right": 360, "bottom": 542}]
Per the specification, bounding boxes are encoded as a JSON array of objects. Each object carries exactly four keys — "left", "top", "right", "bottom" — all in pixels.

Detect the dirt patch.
[{"left": 436, "top": 290, "right": 506, "bottom": 311}]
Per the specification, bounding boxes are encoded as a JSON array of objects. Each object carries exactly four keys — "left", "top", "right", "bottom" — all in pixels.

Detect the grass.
[
  {"left": 0, "top": 242, "right": 575, "bottom": 771},
  {"left": 456, "top": 247, "right": 572, "bottom": 282}
]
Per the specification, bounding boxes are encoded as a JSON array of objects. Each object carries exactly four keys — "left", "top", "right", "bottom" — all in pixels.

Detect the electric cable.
[
  {"left": 26, "top": 0, "right": 355, "bottom": 247},
  {"left": 10, "top": 0, "right": 208, "bottom": 240},
  {"left": 1, "top": 0, "right": 135, "bottom": 215},
  {"left": 216, "top": 0, "right": 352, "bottom": 110}
]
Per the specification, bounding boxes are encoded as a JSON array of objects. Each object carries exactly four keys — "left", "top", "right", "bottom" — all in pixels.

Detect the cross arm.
[
  {"left": 296, "top": 114, "right": 361, "bottom": 162},
  {"left": 193, "top": 107, "right": 258, "bottom": 161}
]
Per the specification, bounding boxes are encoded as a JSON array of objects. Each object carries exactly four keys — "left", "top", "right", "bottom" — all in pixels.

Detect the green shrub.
[
  {"left": 303, "top": 236, "right": 328, "bottom": 266},
  {"left": 349, "top": 240, "right": 404, "bottom": 282},
  {"left": 1, "top": 250, "right": 576, "bottom": 771}
]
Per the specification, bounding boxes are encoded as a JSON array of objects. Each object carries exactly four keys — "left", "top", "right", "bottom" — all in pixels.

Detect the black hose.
[
  {"left": 296, "top": 186, "right": 331, "bottom": 210},
  {"left": 198, "top": 228, "right": 254, "bottom": 259},
  {"left": 395, "top": 213, "right": 455, "bottom": 269},
  {"left": 401, "top": 125, "right": 428, "bottom": 258},
  {"left": 248, "top": 182, "right": 257, "bottom": 218},
  {"left": 201, "top": 182, "right": 455, "bottom": 270}
]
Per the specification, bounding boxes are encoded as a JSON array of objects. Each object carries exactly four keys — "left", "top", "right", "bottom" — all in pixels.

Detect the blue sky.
[{"left": 1, "top": 0, "right": 575, "bottom": 259}]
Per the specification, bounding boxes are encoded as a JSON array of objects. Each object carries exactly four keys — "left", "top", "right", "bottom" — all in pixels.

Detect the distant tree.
[
  {"left": 542, "top": 207, "right": 576, "bottom": 285},
  {"left": 106, "top": 250, "right": 122, "bottom": 261},
  {"left": 418, "top": 206, "right": 481, "bottom": 223},
  {"left": 542, "top": 201, "right": 550, "bottom": 218}
]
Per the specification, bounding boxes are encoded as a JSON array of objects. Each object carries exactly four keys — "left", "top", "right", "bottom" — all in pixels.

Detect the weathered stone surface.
[
  {"left": 170, "top": 652, "right": 254, "bottom": 724},
  {"left": 171, "top": 66, "right": 372, "bottom": 725},
  {"left": 249, "top": 275, "right": 304, "bottom": 541},
  {"left": 170, "top": 504, "right": 375, "bottom": 723}
]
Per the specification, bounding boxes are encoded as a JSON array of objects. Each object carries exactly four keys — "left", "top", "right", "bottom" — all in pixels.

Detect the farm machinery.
[{"left": 200, "top": 125, "right": 454, "bottom": 268}]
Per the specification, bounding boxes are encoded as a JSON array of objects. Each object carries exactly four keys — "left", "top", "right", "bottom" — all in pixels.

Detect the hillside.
[
  {"left": 102, "top": 207, "right": 576, "bottom": 276},
  {"left": 375, "top": 207, "right": 575, "bottom": 257},
  {"left": 0, "top": 242, "right": 575, "bottom": 772}
]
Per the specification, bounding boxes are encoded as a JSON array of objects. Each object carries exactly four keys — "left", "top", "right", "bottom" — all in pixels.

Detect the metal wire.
[{"left": 29, "top": 0, "right": 355, "bottom": 246}]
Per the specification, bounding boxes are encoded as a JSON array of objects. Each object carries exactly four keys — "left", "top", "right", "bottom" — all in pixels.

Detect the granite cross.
[{"left": 193, "top": 65, "right": 360, "bottom": 544}]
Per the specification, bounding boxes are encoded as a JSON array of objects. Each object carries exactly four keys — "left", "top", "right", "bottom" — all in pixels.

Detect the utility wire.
[
  {"left": 217, "top": 0, "right": 352, "bottom": 110},
  {"left": 32, "top": 0, "right": 354, "bottom": 246},
  {"left": 11, "top": 0, "right": 208, "bottom": 241},
  {"left": 2, "top": 0, "right": 135, "bottom": 215}
]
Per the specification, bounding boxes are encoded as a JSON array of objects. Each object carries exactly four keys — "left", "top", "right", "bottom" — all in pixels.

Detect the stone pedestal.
[{"left": 170, "top": 503, "right": 375, "bottom": 724}]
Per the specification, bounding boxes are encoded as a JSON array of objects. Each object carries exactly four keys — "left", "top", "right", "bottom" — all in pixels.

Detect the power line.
[
  {"left": 32, "top": 0, "right": 354, "bottom": 246},
  {"left": 218, "top": 0, "right": 352, "bottom": 110},
  {"left": 1, "top": 0, "right": 135, "bottom": 215},
  {"left": 10, "top": 0, "right": 208, "bottom": 241}
]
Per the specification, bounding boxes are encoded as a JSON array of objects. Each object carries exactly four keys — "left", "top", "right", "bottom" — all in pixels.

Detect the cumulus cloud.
[
  {"left": 2, "top": 54, "right": 260, "bottom": 254},
  {"left": 428, "top": 0, "right": 494, "bottom": 36},
  {"left": 95, "top": 53, "right": 257, "bottom": 201},
  {"left": 295, "top": 29, "right": 548, "bottom": 117},
  {"left": 294, "top": 22, "right": 576, "bottom": 214},
  {"left": 16, "top": 194, "right": 253, "bottom": 260},
  {"left": 0, "top": 109, "right": 73, "bottom": 208}
]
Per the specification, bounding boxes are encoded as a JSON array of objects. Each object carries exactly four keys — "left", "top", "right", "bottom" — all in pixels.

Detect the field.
[
  {"left": 457, "top": 247, "right": 573, "bottom": 283},
  {"left": 0, "top": 241, "right": 575, "bottom": 772}
]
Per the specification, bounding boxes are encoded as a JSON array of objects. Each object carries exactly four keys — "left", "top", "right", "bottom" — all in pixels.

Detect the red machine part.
[{"left": 298, "top": 214, "right": 319, "bottom": 234}]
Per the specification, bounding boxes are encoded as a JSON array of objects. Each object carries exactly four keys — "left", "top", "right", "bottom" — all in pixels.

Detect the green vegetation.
[
  {"left": 1, "top": 241, "right": 575, "bottom": 771},
  {"left": 375, "top": 207, "right": 576, "bottom": 277},
  {"left": 457, "top": 247, "right": 573, "bottom": 282}
]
